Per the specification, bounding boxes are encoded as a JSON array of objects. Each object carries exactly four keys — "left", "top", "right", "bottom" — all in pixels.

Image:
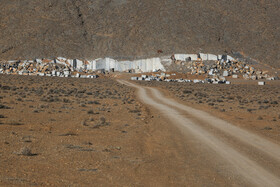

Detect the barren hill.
[{"left": 0, "top": 0, "right": 279, "bottom": 68}]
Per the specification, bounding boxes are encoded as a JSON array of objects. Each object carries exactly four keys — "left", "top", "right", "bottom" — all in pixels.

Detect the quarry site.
[{"left": 1, "top": 0, "right": 280, "bottom": 186}]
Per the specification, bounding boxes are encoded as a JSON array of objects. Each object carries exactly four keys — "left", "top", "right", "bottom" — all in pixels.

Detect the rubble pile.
[
  {"left": 0, "top": 58, "right": 98, "bottom": 78},
  {"left": 180, "top": 58, "right": 277, "bottom": 82},
  {"left": 131, "top": 73, "right": 208, "bottom": 84},
  {"left": 131, "top": 54, "right": 278, "bottom": 85},
  {"left": 0, "top": 53, "right": 278, "bottom": 84},
  {"left": 0, "top": 56, "right": 167, "bottom": 75}
]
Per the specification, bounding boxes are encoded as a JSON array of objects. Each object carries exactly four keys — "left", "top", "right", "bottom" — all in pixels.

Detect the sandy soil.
[
  {"left": 1, "top": 74, "right": 279, "bottom": 186},
  {"left": 0, "top": 74, "right": 190, "bottom": 186}
]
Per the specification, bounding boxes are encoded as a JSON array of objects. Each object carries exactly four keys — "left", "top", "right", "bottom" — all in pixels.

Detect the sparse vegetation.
[
  {"left": 17, "top": 147, "right": 36, "bottom": 156},
  {"left": 138, "top": 80, "right": 280, "bottom": 131}
]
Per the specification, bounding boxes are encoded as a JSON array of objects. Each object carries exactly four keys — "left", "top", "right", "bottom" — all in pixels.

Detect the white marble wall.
[
  {"left": 5, "top": 53, "right": 236, "bottom": 73},
  {"left": 93, "top": 57, "right": 165, "bottom": 72},
  {"left": 199, "top": 53, "right": 218, "bottom": 61},
  {"left": 174, "top": 54, "right": 198, "bottom": 61}
]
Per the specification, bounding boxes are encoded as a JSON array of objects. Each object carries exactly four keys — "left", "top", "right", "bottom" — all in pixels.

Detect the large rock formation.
[{"left": 0, "top": 0, "right": 279, "bottom": 68}]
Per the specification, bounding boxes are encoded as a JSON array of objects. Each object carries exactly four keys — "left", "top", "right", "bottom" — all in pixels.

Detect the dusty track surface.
[{"left": 118, "top": 80, "right": 280, "bottom": 187}]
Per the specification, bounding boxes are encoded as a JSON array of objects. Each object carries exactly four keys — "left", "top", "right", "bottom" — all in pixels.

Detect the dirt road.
[{"left": 118, "top": 80, "right": 280, "bottom": 187}]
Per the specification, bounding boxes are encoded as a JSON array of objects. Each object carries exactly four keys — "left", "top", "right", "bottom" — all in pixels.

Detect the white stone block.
[
  {"left": 207, "top": 54, "right": 218, "bottom": 61},
  {"left": 199, "top": 53, "right": 208, "bottom": 61},
  {"left": 57, "top": 57, "right": 67, "bottom": 62},
  {"left": 258, "top": 81, "right": 265, "bottom": 86},
  {"left": 251, "top": 75, "right": 257, "bottom": 80},
  {"left": 68, "top": 59, "right": 74, "bottom": 67},
  {"left": 266, "top": 77, "right": 274, "bottom": 81},
  {"left": 76, "top": 59, "right": 83, "bottom": 69},
  {"left": 8, "top": 60, "right": 17, "bottom": 63},
  {"left": 64, "top": 70, "right": 70, "bottom": 76},
  {"left": 232, "top": 74, "right": 238, "bottom": 79},
  {"left": 88, "top": 60, "right": 96, "bottom": 70},
  {"left": 223, "top": 70, "right": 229, "bottom": 77},
  {"left": 174, "top": 54, "right": 198, "bottom": 61},
  {"left": 36, "top": 59, "right": 42, "bottom": 64},
  {"left": 227, "top": 55, "right": 235, "bottom": 61}
]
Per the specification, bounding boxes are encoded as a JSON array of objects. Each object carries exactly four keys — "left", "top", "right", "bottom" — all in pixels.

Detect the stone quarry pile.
[
  {"left": 0, "top": 56, "right": 167, "bottom": 76},
  {"left": 0, "top": 53, "right": 277, "bottom": 84},
  {"left": 173, "top": 57, "right": 277, "bottom": 83},
  {"left": 131, "top": 73, "right": 209, "bottom": 84},
  {"left": 131, "top": 54, "right": 278, "bottom": 85},
  {"left": 0, "top": 58, "right": 98, "bottom": 78}
]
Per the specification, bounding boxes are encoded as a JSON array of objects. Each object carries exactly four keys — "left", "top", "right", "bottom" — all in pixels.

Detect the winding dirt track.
[{"left": 118, "top": 80, "right": 280, "bottom": 187}]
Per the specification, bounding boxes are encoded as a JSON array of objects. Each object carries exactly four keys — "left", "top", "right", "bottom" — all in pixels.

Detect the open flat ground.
[{"left": 0, "top": 74, "right": 280, "bottom": 186}]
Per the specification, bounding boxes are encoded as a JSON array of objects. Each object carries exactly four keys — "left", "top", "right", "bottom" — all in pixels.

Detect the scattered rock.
[
  {"left": 263, "top": 127, "right": 272, "bottom": 130},
  {"left": 0, "top": 104, "right": 11, "bottom": 109},
  {"left": 87, "top": 110, "right": 94, "bottom": 114},
  {"left": 17, "top": 147, "right": 36, "bottom": 156},
  {"left": 59, "top": 132, "right": 78, "bottom": 136},
  {"left": 257, "top": 116, "right": 263, "bottom": 120}
]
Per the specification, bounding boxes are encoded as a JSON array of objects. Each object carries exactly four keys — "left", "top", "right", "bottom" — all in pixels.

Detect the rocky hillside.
[{"left": 0, "top": 0, "right": 279, "bottom": 68}]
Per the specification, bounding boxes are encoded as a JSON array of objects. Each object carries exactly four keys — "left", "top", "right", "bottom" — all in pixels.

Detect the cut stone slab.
[
  {"left": 258, "top": 81, "right": 265, "bottom": 86},
  {"left": 226, "top": 81, "right": 231, "bottom": 85},
  {"left": 232, "top": 74, "right": 238, "bottom": 79},
  {"left": 223, "top": 70, "right": 229, "bottom": 77}
]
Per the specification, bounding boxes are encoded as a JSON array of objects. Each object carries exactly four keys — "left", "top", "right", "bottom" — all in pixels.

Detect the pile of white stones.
[
  {"left": 131, "top": 73, "right": 231, "bottom": 84},
  {"left": 0, "top": 58, "right": 98, "bottom": 78},
  {"left": 173, "top": 55, "right": 277, "bottom": 81}
]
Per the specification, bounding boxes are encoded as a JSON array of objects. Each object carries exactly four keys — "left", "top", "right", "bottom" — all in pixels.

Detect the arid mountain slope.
[{"left": 0, "top": 0, "right": 279, "bottom": 68}]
